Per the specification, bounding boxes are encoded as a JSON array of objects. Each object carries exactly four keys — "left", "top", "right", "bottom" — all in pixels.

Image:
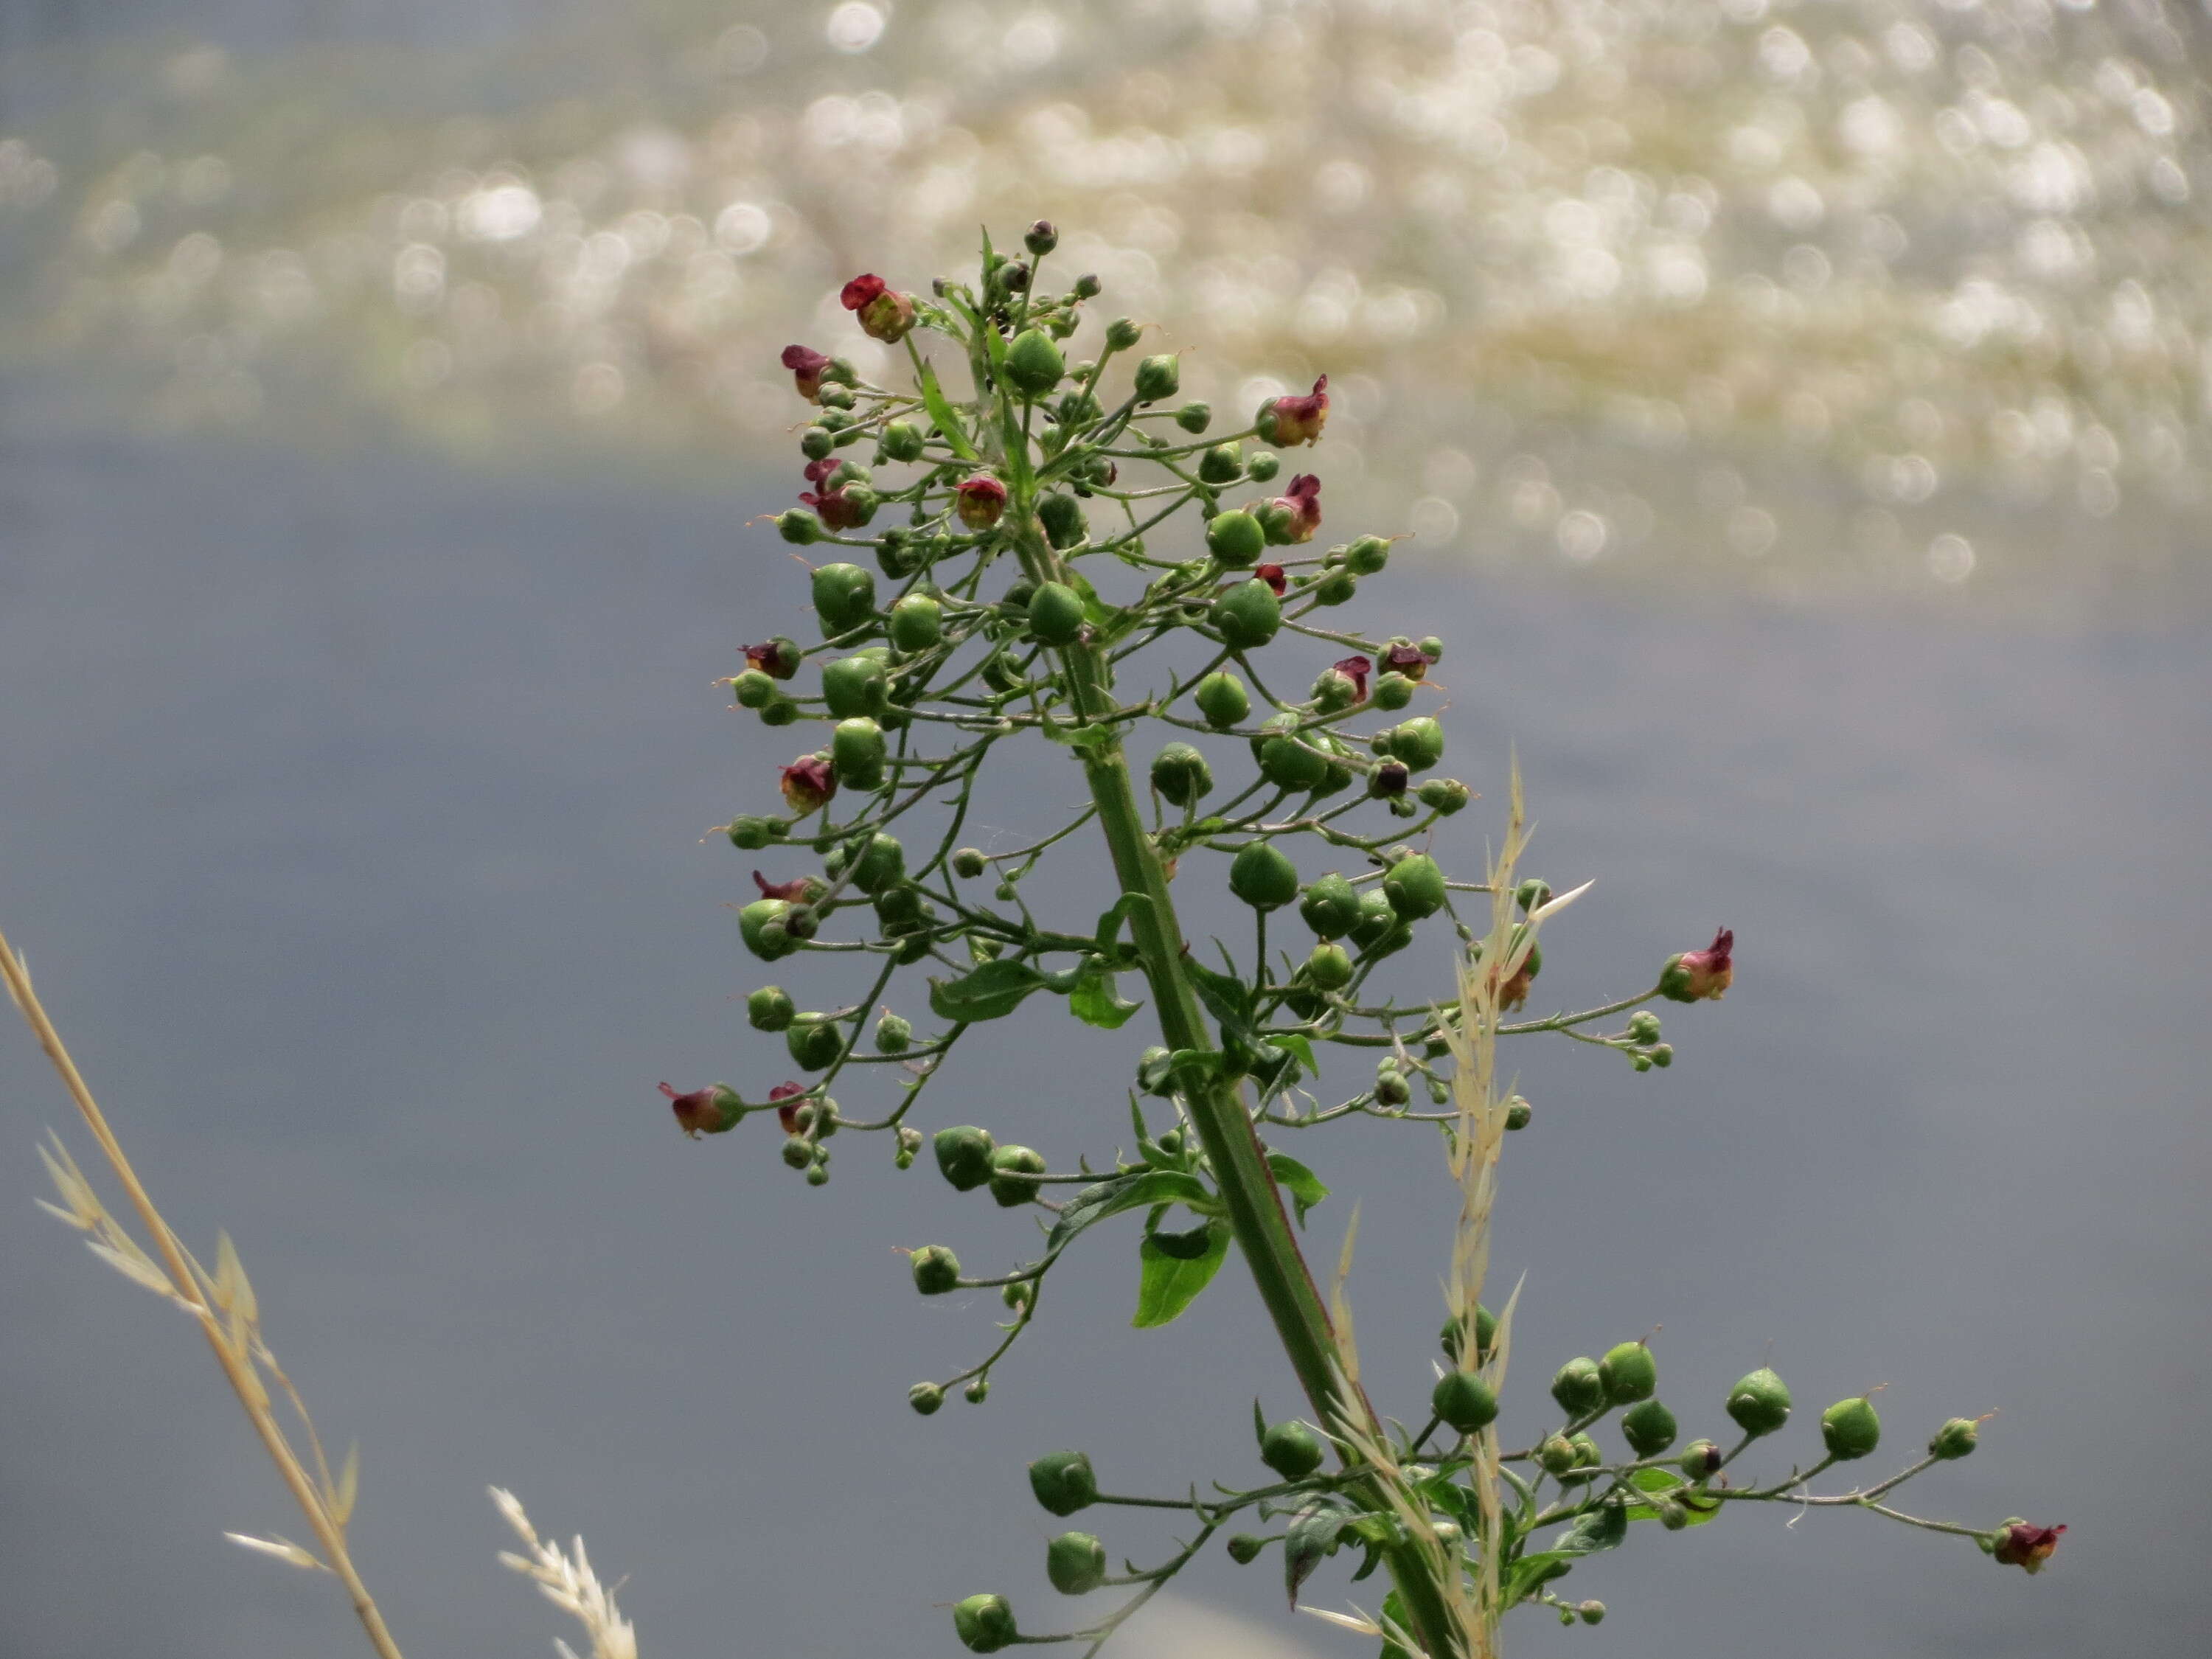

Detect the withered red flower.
[
  {"left": 1369, "top": 759, "right": 1409, "bottom": 798},
  {"left": 1269, "top": 474, "right": 1323, "bottom": 543},
  {"left": 744, "top": 638, "right": 801, "bottom": 680},
  {"left": 803, "top": 456, "right": 840, "bottom": 484},
  {"left": 956, "top": 475, "right": 1008, "bottom": 530},
  {"left": 800, "top": 484, "right": 869, "bottom": 532},
  {"left": 1334, "top": 653, "right": 1372, "bottom": 702},
  {"left": 1992, "top": 1521, "right": 2066, "bottom": 1575},
  {"left": 661, "top": 1081, "right": 737, "bottom": 1138},
  {"left": 1661, "top": 927, "right": 1735, "bottom": 1002},
  {"left": 780, "top": 754, "right": 837, "bottom": 815},
  {"left": 1259, "top": 375, "right": 1329, "bottom": 448},
  {"left": 1255, "top": 563, "right": 1287, "bottom": 596},
  {"left": 782, "top": 344, "right": 831, "bottom": 403},
  {"left": 840, "top": 273, "right": 916, "bottom": 344},
  {"left": 1382, "top": 641, "right": 1437, "bottom": 682},
  {"left": 768, "top": 1080, "right": 810, "bottom": 1134},
  {"left": 753, "top": 870, "right": 826, "bottom": 904}
]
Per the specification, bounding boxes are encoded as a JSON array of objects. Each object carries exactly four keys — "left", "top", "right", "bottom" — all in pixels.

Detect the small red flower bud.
[
  {"left": 751, "top": 869, "right": 825, "bottom": 904},
  {"left": 1267, "top": 475, "right": 1323, "bottom": 543},
  {"left": 1254, "top": 563, "right": 1287, "bottom": 596},
  {"left": 956, "top": 475, "right": 1008, "bottom": 529},
  {"left": 1991, "top": 1520, "right": 2065, "bottom": 1574},
  {"left": 1259, "top": 375, "right": 1329, "bottom": 447},
  {"left": 1382, "top": 641, "right": 1437, "bottom": 682},
  {"left": 1660, "top": 927, "right": 1735, "bottom": 1002},
  {"left": 840, "top": 273, "right": 916, "bottom": 344},
  {"left": 744, "top": 637, "right": 802, "bottom": 679},
  {"left": 1334, "top": 654, "right": 1371, "bottom": 701},
  {"left": 779, "top": 754, "right": 837, "bottom": 815},
  {"left": 660, "top": 1081, "right": 739, "bottom": 1138},
  {"left": 781, "top": 344, "right": 832, "bottom": 403},
  {"left": 803, "top": 456, "right": 840, "bottom": 484},
  {"left": 799, "top": 484, "right": 870, "bottom": 532},
  {"left": 768, "top": 1080, "right": 809, "bottom": 1134}
]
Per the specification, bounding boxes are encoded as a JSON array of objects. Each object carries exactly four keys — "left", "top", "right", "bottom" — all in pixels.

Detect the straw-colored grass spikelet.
[{"left": 491, "top": 1486, "right": 641, "bottom": 1659}]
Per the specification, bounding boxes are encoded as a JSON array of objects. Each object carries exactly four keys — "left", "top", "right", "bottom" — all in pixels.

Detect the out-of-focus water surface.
[{"left": 1, "top": 5, "right": 2208, "bottom": 1659}]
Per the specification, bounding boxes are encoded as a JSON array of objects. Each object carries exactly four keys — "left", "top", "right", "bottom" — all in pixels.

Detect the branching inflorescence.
[{"left": 675, "top": 223, "right": 2059, "bottom": 1659}]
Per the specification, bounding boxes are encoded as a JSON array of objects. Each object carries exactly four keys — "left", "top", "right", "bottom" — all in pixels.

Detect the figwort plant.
[{"left": 676, "top": 223, "right": 2064, "bottom": 1658}]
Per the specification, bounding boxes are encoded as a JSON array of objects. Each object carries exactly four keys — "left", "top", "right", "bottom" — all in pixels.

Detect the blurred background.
[{"left": 1, "top": 3, "right": 2207, "bottom": 1658}]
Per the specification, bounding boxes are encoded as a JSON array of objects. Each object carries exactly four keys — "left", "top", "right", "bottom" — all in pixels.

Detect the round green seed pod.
[
  {"left": 821, "top": 655, "right": 889, "bottom": 719},
  {"left": 731, "top": 669, "right": 775, "bottom": 709},
  {"left": 1374, "top": 1070, "right": 1411, "bottom": 1107},
  {"left": 1229, "top": 842, "right": 1301, "bottom": 911},
  {"left": 1206, "top": 510, "right": 1267, "bottom": 568},
  {"left": 1349, "top": 888, "right": 1402, "bottom": 951},
  {"left": 1257, "top": 728, "right": 1331, "bottom": 793},
  {"left": 1373, "top": 672, "right": 1414, "bottom": 711},
  {"left": 739, "top": 898, "right": 799, "bottom": 961},
  {"left": 1046, "top": 1532, "right": 1107, "bottom": 1596},
  {"left": 1175, "top": 400, "right": 1212, "bottom": 433},
  {"left": 1418, "top": 635, "right": 1444, "bottom": 661},
  {"left": 832, "top": 717, "right": 886, "bottom": 790},
  {"left": 1382, "top": 853, "right": 1447, "bottom": 920},
  {"left": 748, "top": 985, "right": 796, "bottom": 1032},
  {"left": 1389, "top": 717, "right": 1447, "bottom": 771},
  {"left": 909, "top": 1381, "right": 945, "bottom": 1416},
  {"left": 1310, "top": 667, "right": 1360, "bottom": 713},
  {"left": 1197, "top": 442, "right": 1244, "bottom": 484},
  {"left": 910, "top": 1245, "right": 961, "bottom": 1295},
  {"left": 1419, "top": 777, "right": 1471, "bottom": 815},
  {"left": 782, "top": 1135, "right": 813, "bottom": 1169},
  {"left": 1313, "top": 570, "right": 1357, "bottom": 606},
  {"left": 1551, "top": 1357, "right": 1606, "bottom": 1416},
  {"left": 849, "top": 832, "right": 905, "bottom": 894},
  {"left": 1345, "top": 535, "right": 1391, "bottom": 575},
  {"left": 777, "top": 508, "right": 823, "bottom": 545},
  {"left": 1246, "top": 451, "right": 1281, "bottom": 482},
  {"left": 1570, "top": 1432, "right": 1604, "bottom": 1472},
  {"left": 1260, "top": 1420, "right": 1326, "bottom": 1481},
  {"left": 933, "top": 1126, "right": 998, "bottom": 1192},
  {"left": 1298, "top": 873, "right": 1363, "bottom": 939},
  {"left": 811, "top": 562, "right": 877, "bottom": 634},
  {"left": 888, "top": 594, "right": 942, "bottom": 652},
  {"left": 1577, "top": 1601, "right": 1607, "bottom": 1627},
  {"left": 1656, "top": 1499, "right": 1691, "bottom": 1530},
  {"left": 988, "top": 1145, "right": 1048, "bottom": 1207},
  {"left": 1537, "top": 1434, "right": 1579, "bottom": 1477},
  {"left": 1211, "top": 579, "right": 1281, "bottom": 650},
  {"left": 1929, "top": 1417, "right": 1980, "bottom": 1460},
  {"left": 1503, "top": 1095, "right": 1533, "bottom": 1131},
  {"left": 1432, "top": 1371, "right": 1500, "bottom": 1434},
  {"left": 874, "top": 1012, "right": 912, "bottom": 1054},
  {"left": 1037, "top": 492, "right": 1088, "bottom": 550},
  {"left": 1726, "top": 1367, "right": 1793, "bottom": 1437},
  {"left": 880, "top": 419, "right": 925, "bottom": 462},
  {"left": 952, "top": 846, "right": 990, "bottom": 879},
  {"left": 1193, "top": 670, "right": 1251, "bottom": 728},
  {"left": 1105, "top": 316, "right": 1143, "bottom": 350},
  {"left": 953, "top": 1593, "right": 1018, "bottom": 1655},
  {"left": 759, "top": 696, "right": 799, "bottom": 726},
  {"left": 1599, "top": 1340, "right": 1658, "bottom": 1405},
  {"left": 1028, "top": 1450, "right": 1099, "bottom": 1516},
  {"left": 800, "top": 425, "right": 835, "bottom": 460},
  {"left": 963, "top": 1377, "right": 989, "bottom": 1403},
  {"left": 1133, "top": 353, "right": 1180, "bottom": 403},
  {"left": 1621, "top": 1399, "right": 1679, "bottom": 1457},
  {"left": 1005, "top": 327, "right": 1067, "bottom": 397},
  {"left": 1304, "top": 942, "right": 1354, "bottom": 990},
  {"left": 1441, "top": 1306, "right": 1498, "bottom": 1363},
  {"left": 1225, "top": 1533, "right": 1265, "bottom": 1565},
  {"left": 1150, "top": 742, "right": 1214, "bottom": 807},
  {"left": 1680, "top": 1439, "right": 1724, "bottom": 1478},
  {"left": 1028, "top": 581, "right": 1088, "bottom": 646},
  {"left": 726, "top": 815, "right": 776, "bottom": 850},
  {"left": 786, "top": 1019, "right": 843, "bottom": 1071},
  {"left": 1820, "top": 1395, "right": 1882, "bottom": 1461}
]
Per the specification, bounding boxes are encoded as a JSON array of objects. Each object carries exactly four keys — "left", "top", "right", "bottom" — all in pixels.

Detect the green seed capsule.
[
  {"left": 1305, "top": 942, "right": 1354, "bottom": 990},
  {"left": 811, "top": 562, "right": 876, "bottom": 634},
  {"left": 848, "top": 832, "right": 905, "bottom": 894},
  {"left": 1419, "top": 777, "right": 1471, "bottom": 815},
  {"left": 1345, "top": 535, "right": 1391, "bottom": 574},
  {"left": 1105, "top": 316, "right": 1143, "bottom": 351},
  {"left": 1028, "top": 581, "right": 1088, "bottom": 647},
  {"left": 1176, "top": 400, "right": 1212, "bottom": 434},
  {"left": 832, "top": 717, "right": 886, "bottom": 790},
  {"left": 1621, "top": 1399, "right": 1678, "bottom": 1456},
  {"left": 1373, "top": 672, "right": 1414, "bottom": 711},
  {"left": 1257, "top": 728, "right": 1331, "bottom": 793},
  {"left": 739, "top": 898, "right": 799, "bottom": 961},
  {"left": 1599, "top": 1341, "right": 1658, "bottom": 1405},
  {"left": 1046, "top": 1532, "right": 1107, "bottom": 1596},
  {"left": 1820, "top": 1395, "right": 1882, "bottom": 1461},
  {"left": 1037, "top": 492, "right": 1088, "bottom": 550},
  {"left": 1382, "top": 853, "right": 1447, "bottom": 920},
  {"left": 1537, "top": 1434, "right": 1579, "bottom": 1477},
  {"left": 1680, "top": 1439, "right": 1724, "bottom": 1478},
  {"left": 1197, "top": 443, "right": 1245, "bottom": 484},
  {"left": 731, "top": 669, "right": 774, "bottom": 708},
  {"left": 1150, "top": 742, "right": 1214, "bottom": 807},
  {"left": 1028, "top": 1450, "right": 1099, "bottom": 1516},
  {"left": 1577, "top": 1601, "right": 1607, "bottom": 1627},
  {"left": 1004, "top": 327, "right": 1067, "bottom": 397},
  {"left": 880, "top": 419, "right": 925, "bottom": 462},
  {"left": 782, "top": 1135, "right": 813, "bottom": 1169},
  {"left": 1229, "top": 842, "right": 1301, "bottom": 911},
  {"left": 748, "top": 985, "right": 796, "bottom": 1032},
  {"left": 1313, "top": 570, "right": 1357, "bottom": 605},
  {"left": 953, "top": 1594, "right": 1018, "bottom": 1655},
  {"left": 909, "top": 1381, "right": 945, "bottom": 1415},
  {"left": 888, "top": 594, "right": 942, "bottom": 652},
  {"left": 1432, "top": 1371, "right": 1500, "bottom": 1434},
  {"left": 952, "top": 846, "right": 989, "bottom": 879},
  {"left": 726, "top": 815, "right": 775, "bottom": 850},
  {"left": 1211, "top": 579, "right": 1281, "bottom": 650},
  {"left": 874, "top": 1012, "right": 911, "bottom": 1053},
  {"left": 933, "top": 1126, "right": 998, "bottom": 1192},
  {"left": 777, "top": 508, "right": 823, "bottom": 545},
  {"left": 1260, "top": 1421, "right": 1326, "bottom": 1481},
  {"left": 1225, "top": 1533, "right": 1265, "bottom": 1565},
  {"left": 1206, "top": 509, "right": 1267, "bottom": 568},
  {"left": 1551, "top": 1357, "right": 1606, "bottom": 1416},
  {"left": 988, "top": 1144, "right": 1048, "bottom": 1207},
  {"left": 786, "top": 1019, "right": 843, "bottom": 1071},
  {"left": 1389, "top": 717, "right": 1447, "bottom": 771},
  {"left": 1726, "top": 1368, "right": 1793, "bottom": 1437},
  {"left": 1133, "top": 353, "right": 1180, "bottom": 403},
  {"left": 1441, "top": 1306, "right": 1498, "bottom": 1363},
  {"left": 1246, "top": 450, "right": 1281, "bottom": 483},
  {"left": 1929, "top": 1417, "right": 1980, "bottom": 1460},
  {"left": 1352, "top": 889, "right": 1412, "bottom": 956},
  {"left": 821, "top": 654, "right": 889, "bottom": 719},
  {"left": 911, "top": 1245, "right": 961, "bottom": 1295},
  {"left": 1504, "top": 1095, "right": 1533, "bottom": 1130},
  {"left": 1193, "top": 671, "right": 1251, "bottom": 728},
  {"left": 1299, "top": 874, "right": 1363, "bottom": 939},
  {"left": 801, "top": 425, "right": 835, "bottom": 460},
  {"left": 1418, "top": 636, "right": 1444, "bottom": 661}
]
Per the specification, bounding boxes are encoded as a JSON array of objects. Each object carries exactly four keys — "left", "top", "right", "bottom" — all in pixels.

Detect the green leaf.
[
  {"left": 1265, "top": 1032, "right": 1318, "bottom": 1075},
  {"left": 1133, "top": 1218, "right": 1231, "bottom": 1327},
  {"left": 1183, "top": 956, "right": 1255, "bottom": 1041},
  {"left": 1093, "top": 893, "right": 1152, "bottom": 958},
  {"left": 1503, "top": 1551, "right": 1575, "bottom": 1607},
  {"left": 927, "top": 959, "right": 1047, "bottom": 1023},
  {"left": 1046, "top": 1170, "right": 1212, "bottom": 1255},
  {"left": 1553, "top": 1500, "right": 1628, "bottom": 1558},
  {"left": 1283, "top": 1504, "right": 1352, "bottom": 1607},
  {"left": 1265, "top": 1151, "right": 1330, "bottom": 1227},
  {"left": 1069, "top": 957, "right": 1144, "bottom": 1029},
  {"left": 1624, "top": 1468, "right": 1721, "bottom": 1528},
  {"left": 1376, "top": 1590, "right": 1414, "bottom": 1659},
  {"left": 914, "top": 359, "right": 978, "bottom": 461}
]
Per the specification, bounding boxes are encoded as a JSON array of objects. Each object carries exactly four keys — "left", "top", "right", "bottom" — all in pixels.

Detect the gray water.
[{"left": 1, "top": 404, "right": 2206, "bottom": 1658}]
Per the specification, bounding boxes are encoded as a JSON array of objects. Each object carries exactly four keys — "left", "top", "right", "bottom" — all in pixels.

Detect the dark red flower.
[
  {"left": 1334, "top": 653, "right": 1372, "bottom": 701},
  {"left": 780, "top": 754, "right": 837, "bottom": 815},
  {"left": 782, "top": 344, "right": 831, "bottom": 403},
  {"left": 1259, "top": 375, "right": 1329, "bottom": 448},
  {"left": 661, "top": 1081, "right": 737, "bottom": 1138},
  {"left": 1268, "top": 474, "right": 1322, "bottom": 543},
  {"left": 753, "top": 870, "right": 826, "bottom": 904},
  {"left": 1992, "top": 1521, "right": 2066, "bottom": 1575},
  {"left": 1255, "top": 563, "right": 1287, "bottom": 596},
  {"left": 768, "top": 1080, "right": 810, "bottom": 1134},
  {"left": 1660, "top": 928, "right": 1735, "bottom": 1003},
  {"left": 799, "top": 484, "right": 869, "bottom": 532},
  {"left": 956, "top": 474, "right": 1008, "bottom": 530},
  {"left": 840, "top": 273, "right": 915, "bottom": 344},
  {"left": 803, "top": 456, "right": 841, "bottom": 484},
  {"left": 1369, "top": 759, "right": 1409, "bottom": 798},
  {"left": 1382, "top": 641, "right": 1437, "bottom": 682}
]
